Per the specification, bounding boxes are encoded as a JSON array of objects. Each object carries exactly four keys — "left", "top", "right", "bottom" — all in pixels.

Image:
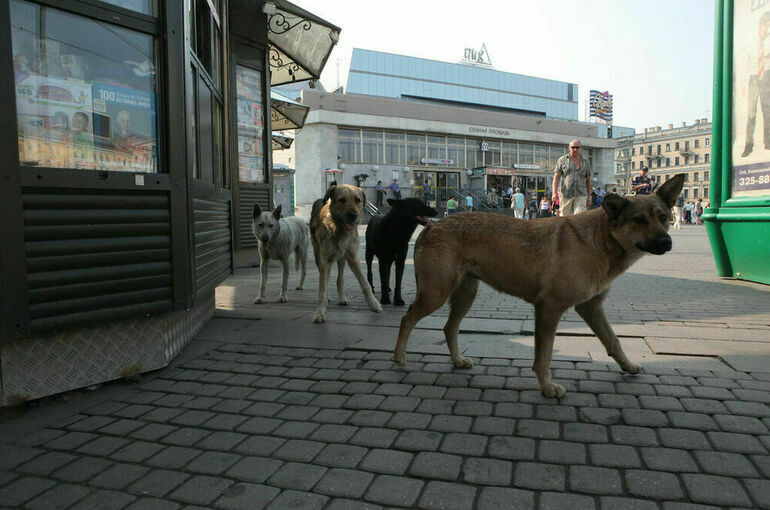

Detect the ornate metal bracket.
[
  {"left": 268, "top": 46, "right": 301, "bottom": 81},
  {"left": 268, "top": 12, "right": 312, "bottom": 35}
]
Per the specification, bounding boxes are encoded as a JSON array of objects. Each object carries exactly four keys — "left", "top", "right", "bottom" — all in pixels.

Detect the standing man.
[
  {"left": 631, "top": 167, "right": 653, "bottom": 195},
  {"left": 552, "top": 139, "right": 591, "bottom": 216},
  {"left": 423, "top": 178, "right": 432, "bottom": 205},
  {"left": 375, "top": 180, "right": 385, "bottom": 207},
  {"left": 389, "top": 178, "right": 401, "bottom": 199},
  {"left": 512, "top": 187, "right": 526, "bottom": 219}
]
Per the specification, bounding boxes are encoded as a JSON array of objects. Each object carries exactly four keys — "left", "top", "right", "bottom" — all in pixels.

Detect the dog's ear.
[
  {"left": 656, "top": 174, "right": 685, "bottom": 208},
  {"left": 323, "top": 185, "right": 337, "bottom": 203},
  {"left": 253, "top": 202, "right": 262, "bottom": 219},
  {"left": 602, "top": 193, "right": 630, "bottom": 223},
  {"left": 272, "top": 204, "right": 282, "bottom": 219}
]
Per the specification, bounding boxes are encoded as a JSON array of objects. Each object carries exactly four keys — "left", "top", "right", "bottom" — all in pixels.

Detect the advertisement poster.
[
  {"left": 236, "top": 65, "right": 265, "bottom": 183},
  {"left": 92, "top": 81, "right": 157, "bottom": 172},
  {"left": 732, "top": 0, "right": 770, "bottom": 197}
]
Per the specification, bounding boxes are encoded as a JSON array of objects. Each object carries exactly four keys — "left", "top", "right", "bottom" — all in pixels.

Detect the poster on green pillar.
[{"left": 732, "top": 0, "right": 770, "bottom": 197}]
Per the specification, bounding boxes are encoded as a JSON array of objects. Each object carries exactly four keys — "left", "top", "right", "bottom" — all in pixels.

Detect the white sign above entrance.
[{"left": 421, "top": 158, "right": 454, "bottom": 165}]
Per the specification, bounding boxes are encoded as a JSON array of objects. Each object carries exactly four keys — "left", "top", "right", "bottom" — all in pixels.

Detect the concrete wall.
[{"left": 295, "top": 123, "right": 338, "bottom": 205}]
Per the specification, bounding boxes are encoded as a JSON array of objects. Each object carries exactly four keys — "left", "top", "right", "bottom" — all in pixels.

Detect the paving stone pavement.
[{"left": 1, "top": 225, "right": 769, "bottom": 509}]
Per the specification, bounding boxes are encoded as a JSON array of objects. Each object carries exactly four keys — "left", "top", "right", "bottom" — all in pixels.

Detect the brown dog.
[
  {"left": 310, "top": 184, "right": 382, "bottom": 323},
  {"left": 395, "top": 174, "right": 685, "bottom": 398}
]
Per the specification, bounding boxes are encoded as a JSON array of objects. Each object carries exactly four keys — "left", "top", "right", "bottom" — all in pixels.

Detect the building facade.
[
  {"left": 616, "top": 119, "right": 712, "bottom": 200},
  {"left": 284, "top": 48, "right": 619, "bottom": 207}
]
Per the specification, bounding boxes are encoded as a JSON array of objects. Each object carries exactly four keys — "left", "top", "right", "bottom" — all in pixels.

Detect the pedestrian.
[
  {"left": 551, "top": 195, "right": 560, "bottom": 216},
  {"left": 631, "top": 167, "right": 653, "bottom": 195},
  {"left": 465, "top": 193, "right": 473, "bottom": 211},
  {"left": 375, "top": 180, "right": 385, "bottom": 207},
  {"left": 673, "top": 193, "right": 684, "bottom": 230},
  {"left": 390, "top": 178, "right": 401, "bottom": 199},
  {"left": 590, "top": 187, "right": 598, "bottom": 208},
  {"left": 511, "top": 187, "right": 525, "bottom": 219},
  {"left": 696, "top": 198, "right": 704, "bottom": 225},
  {"left": 539, "top": 195, "right": 551, "bottom": 218},
  {"left": 446, "top": 196, "right": 457, "bottom": 215},
  {"left": 685, "top": 201, "right": 693, "bottom": 224},
  {"left": 552, "top": 139, "right": 591, "bottom": 216},
  {"left": 596, "top": 188, "right": 605, "bottom": 207},
  {"left": 423, "top": 179, "right": 432, "bottom": 205}
]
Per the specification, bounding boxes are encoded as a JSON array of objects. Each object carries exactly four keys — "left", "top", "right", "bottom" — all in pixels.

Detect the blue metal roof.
[{"left": 346, "top": 48, "right": 579, "bottom": 121}]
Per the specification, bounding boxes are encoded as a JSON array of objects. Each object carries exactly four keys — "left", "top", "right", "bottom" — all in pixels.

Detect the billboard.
[{"left": 589, "top": 90, "right": 613, "bottom": 123}]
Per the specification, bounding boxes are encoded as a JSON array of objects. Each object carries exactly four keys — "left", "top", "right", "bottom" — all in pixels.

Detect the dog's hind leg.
[
  {"left": 392, "top": 254, "right": 409, "bottom": 307},
  {"left": 295, "top": 245, "right": 307, "bottom": 290},
  {"left": 533, "top": 304, "right": 568, "bottom": 398},
  {"left": 575, "top": 292, "right": 641, "bottom": 374},
  {"left": 394, "top": 265, "right": 456, "bottom": 366},
  {"left": 336, "top": 258, "right": 350, "bottom": 305},
  {"left": 346, "top": 250, "right": 383, "bottom": 313},
  {"left": 444, "top": 274, "right": 479, "bottom": 368}
]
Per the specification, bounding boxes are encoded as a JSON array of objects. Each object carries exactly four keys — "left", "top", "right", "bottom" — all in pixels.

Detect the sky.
[{"left": 306, "top": 0, "right": 716, "bottom": 132}]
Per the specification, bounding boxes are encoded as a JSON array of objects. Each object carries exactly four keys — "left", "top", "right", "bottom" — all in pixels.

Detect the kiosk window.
[
  {"left": 10, "top": 0, "right": 159, "bottom": 173},
  {"left": 100, "top": 0, "right": 156, "bottom": 16}
]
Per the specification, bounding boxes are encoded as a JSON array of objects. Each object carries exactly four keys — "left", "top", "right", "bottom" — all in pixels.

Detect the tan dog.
[
  {"left": 395, "top": 174, "right": 685, "bottom": 398},
  {"left": 310, "top": 184, "right": 382, "bottom": 323}
]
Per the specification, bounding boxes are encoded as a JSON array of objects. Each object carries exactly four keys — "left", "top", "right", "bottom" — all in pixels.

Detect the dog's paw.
[
  {"left": 278, "top": 295, "right": 287, "bottom": 303},
  {"left": 451, "top": 356, "right": 474, "bottom": 369},
  {"left": 338, "top": 297, "right": 350, "bottom": 306},
  {"left": 622, "top": 361, "right": 642, "bottom": 374},
  {"left": 540, "top": 382, "right": 566, "bottom": 399},
  {"left": 370, "top": 301, "right": 382, "bottom": 313},
  {"left": 295, "top": 285, "right": 303, "bottom": 290},
  {"left": 253, "top": 296, "right": 264, "bottom": 304},
  {"left": 393, "top": 297, "right": 405, "bottom": 306},
  {"left": 380, "top": 296, "right": 391, "bottom": 305},
  {"left": 393, "top": 350, "right": 406, "bottom": 366},
  {"left": 312, "top": 310, "right": 326, "bottom": 323}
]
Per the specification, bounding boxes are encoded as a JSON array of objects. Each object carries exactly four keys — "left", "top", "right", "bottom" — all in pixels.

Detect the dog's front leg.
[
  {"left": 393, "top": 255, "right": 407, "bottom": 306},
  {"left": 575, "top": 293, "right": 641, "bottom": 374},
  {"left": 278, "top": 258, "right": 290, "bottom": 302},
  {"left": 378, "top": 259, "right": 392, "bottom": 305},
  {"left": 533, "top": 304, "right": 568, "bottom": 398},
  {"left": 346, "top": 250, "right": 382, "bottom": 313},
  {"left": 253, "top": 252, "right": 269, "bottom": 304},
  {"left": 313, "top": 261, "right": 331, "bottom": 323},
  {"left": 336, "top": 258, "right": 350, "bottom": 305}
]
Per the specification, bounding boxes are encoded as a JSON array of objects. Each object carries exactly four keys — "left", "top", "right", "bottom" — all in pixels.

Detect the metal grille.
[
  {"left": 237, "top": 187, "right": 269, "bottom": 247},
  {"left": 22, "top": 189, "right": 173, "bottom": 331},
  {"left": 193, "top": 197, "right": 232, "bottom": 297}
]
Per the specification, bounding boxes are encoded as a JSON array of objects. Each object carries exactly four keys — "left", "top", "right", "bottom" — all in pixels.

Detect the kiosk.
[{"left": 706, "top": 0, "right": 770, "bottom": 285}]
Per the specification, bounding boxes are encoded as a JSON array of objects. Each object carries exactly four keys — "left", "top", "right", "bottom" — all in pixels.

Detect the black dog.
[{"left": 366, "top": 198, "right": 437, "bottom": 305}]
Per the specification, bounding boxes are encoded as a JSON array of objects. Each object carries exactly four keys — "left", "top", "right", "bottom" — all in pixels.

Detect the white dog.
[{"left": 252, "top": 203, "right": 308, "bottom": 303}]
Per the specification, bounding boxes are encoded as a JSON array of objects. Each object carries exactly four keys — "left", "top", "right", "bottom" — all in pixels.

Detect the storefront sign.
[
  {"left": 469, "top": 126, "right": 511, "bottom": 137},
  {"left": 462, "top": 43, "right": 493, "bottom": 67},
  {"left": 514, "top": 163, "right": 541, "bottom": 170},
  {"left": 421, "top": 158, "right": 454, "bottom": 165},
  {"left": 486, "top": 167, "right": 515, "bottom": 176}
]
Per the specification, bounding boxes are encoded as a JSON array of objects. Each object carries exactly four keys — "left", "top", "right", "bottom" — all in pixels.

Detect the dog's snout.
[
  {"left": 637, "top": 234, "right": 672, "bottom": 255},
  {"left": 346, "top": 211, "right": 358, "bottom": 222}
]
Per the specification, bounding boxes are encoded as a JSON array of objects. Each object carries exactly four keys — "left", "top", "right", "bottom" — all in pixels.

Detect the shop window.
[
  {"left": 485, "top": 140, "right": 501, "bottom": 166},
  {"left": 11, "top": 0, "right": 159, "bottom": 172},
  {"left": 100, "top": 0, "right": 156, "bottom": 16},
  {"left": 519, "top": 143, "right": 534, "bottom": 165},
  {"left": 235, "top": 66, "right": 263, "bottom": 183},
  {"left": 338, "top": 128, "right": 360, "bottom": 162},
  {"left": 385, "top": 132, "right": 405, "bottom": 165},
  {"left": 427, "top": 135, "right": 446, "bottom": 161},
  {"left": 362, "top": 130, "right": 383, "bottom": 164},
  {"left": 447, "top": 137, "right": 465, "bottom": 168},
  {"left": 406, "top": 134, "right": 425, "bottom": 165}
]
